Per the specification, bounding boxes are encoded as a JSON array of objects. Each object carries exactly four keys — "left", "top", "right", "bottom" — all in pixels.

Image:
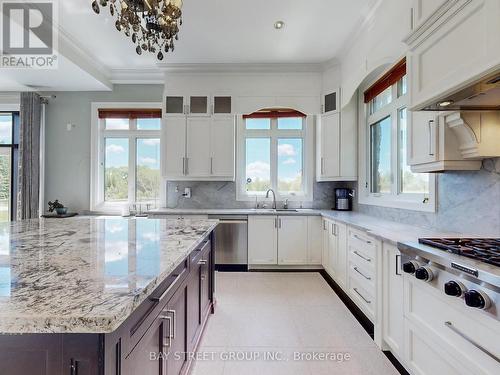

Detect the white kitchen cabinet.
[
  {"left": 316, "top": 109, "right": 357, "bottom": 182},
  {"left": 404, "top": 275, "right": 500, "bottom": 375},
  {"left": 210, "top": 116, "right": 235, "bottom": 178},
  {"left": 162, "top": 115, "right": 236, "bottom": 180},
  {"left": 382, "top": 243, "right": 405, "bottom": 361},
  {"left": 248, "top": 216, "right": 278, "bottom": 265},
  {"left": 186, "top": 117, "right": 211, "bottom": 177},
  {"left": 408, "top": 112, "right": 482, "bottom": 172},
  {"left": 405, "top": 0, "right": 500, "bottom": 111},
  {"left": 307, "top": 216, "right": 323, "bottom": 265},
  {"left": 331, "top": 221, "right": 348, "bottom": 290},
  {"left": 162, "top": 115, "right": 187, "bottom": 177},
  {"left": 322, "top": 218, "right": 331, "bottom": 274},
  {"left": 318, "top": 112, "right": 340, "bottom": 179},
  {"left": 321, "top": 90, "right": 339, "bottom": 114},
  {"left": 278, "top": 216, "right": 308, "bottom": 265},
  {"left": 249, "top": 215, "right": 320, "bottom": 267}
]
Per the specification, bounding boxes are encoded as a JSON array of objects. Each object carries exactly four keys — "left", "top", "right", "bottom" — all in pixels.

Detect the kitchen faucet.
[{"left": 265, "top": 189, "right": 277, "bottom": 209}]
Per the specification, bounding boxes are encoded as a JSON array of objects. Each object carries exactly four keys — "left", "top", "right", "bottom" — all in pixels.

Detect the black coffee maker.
[{"left": 334, "top": 188, "right": 353, "bottom": 211}]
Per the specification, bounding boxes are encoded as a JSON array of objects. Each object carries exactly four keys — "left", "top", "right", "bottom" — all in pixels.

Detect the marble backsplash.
[
  {"left": 357, "top": 158, "right": 500, "bottom": 236},
  {"left": 165, "top": 181, "right": 356, "bottom": 210}
]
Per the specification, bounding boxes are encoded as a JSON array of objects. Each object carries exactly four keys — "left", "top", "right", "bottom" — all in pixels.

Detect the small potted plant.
[{"left": 48, "top": 200, "right": 68, "bottom": 215}]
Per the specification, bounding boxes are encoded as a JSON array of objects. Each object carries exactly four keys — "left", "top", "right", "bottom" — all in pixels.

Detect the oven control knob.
[
  {"left": 402, "top": 260, "right": 420, "bottom": 274},
  {"left": 464, "top": 290, "right": 491, "bottom": 310},
  {"left": 444, "top": 281, "right": 466, "bottom": 297},
  {"left": 415, "top": 266, "right": 434, "bottom": 282}
]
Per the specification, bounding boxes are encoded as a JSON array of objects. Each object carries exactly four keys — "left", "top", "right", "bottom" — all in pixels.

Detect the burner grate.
[{"left": 419, "top": 238, "right": 500, "bottom": 267}]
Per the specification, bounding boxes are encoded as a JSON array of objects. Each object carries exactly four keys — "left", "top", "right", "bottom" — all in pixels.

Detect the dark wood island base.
[{"left": 0, "top": 232, "right": 216, "bottom": 375}]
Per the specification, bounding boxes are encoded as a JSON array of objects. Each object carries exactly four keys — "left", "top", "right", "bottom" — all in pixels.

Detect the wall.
[
  {"left": 42, "top": 85, "right": 164, "bottom": 212},
  {"left": 357, "top": 159, "right": 500, "bottom": 236}
]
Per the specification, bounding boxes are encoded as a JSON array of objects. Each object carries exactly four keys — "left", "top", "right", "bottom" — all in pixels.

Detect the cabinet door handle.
[
  {"left": 445, "top": 321, "right": 500, "bottom": 363},
  {"left": 159, "top": 315, "right": 172, "bottom": 348},
  {"left": 353, "top": 250, "right": 371, "bottom": 262},
  {"left": 353, "top": 288, "right": 371, "bottom": 304},
  {"left": 320, "top": 157, "right": 324, "bottom": 175},
  {"left": 395, "top": 254, "right": 402, "bottom": 276},
  {"left": 353, "top": 234, "right": 371, "bottom": 244},
  {"left": 70, "top": 358, "right": 79, "bottom": 375},
  {"left": 185, "top": 157, "right": 189, "bottom": 175},
  {"left": 210, "top": 157, "right": 213, "bottom": 174},
  {"left": 182, "top": 157, "right": 186, "bottom": 175},
  {"left": 323, "top": 220, "right": 327, "bottom": 230},
  {"left": 428, "top": 120, "right": 435, "bottom": 156},
  {"left": 354, "top": 267, "right": 371, "bottom": 280},
  {"left": 274, "top": 218, "right": 278, "bottom": 228},
  {"left": 167, "top": 310, "right": 176, "bottom": 339},
  {"left": 331, "top": 223, "right": 335, "bottom": 236},
  {"left": 278, "top": 218, "right": 282, "bottom": 229}
]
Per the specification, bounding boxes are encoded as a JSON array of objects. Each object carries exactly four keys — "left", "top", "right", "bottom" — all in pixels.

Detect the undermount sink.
[
  {"left": 275, "top": 209, "right": 299, "bottom": 212},
  {"left": 250, "top": 209, "right": 299, "bottom": 213}
]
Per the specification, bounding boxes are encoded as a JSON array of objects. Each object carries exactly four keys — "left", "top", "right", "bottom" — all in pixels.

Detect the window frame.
[
  {"left": 358, "top": 77, "right": 436, "bottom": 212},
  {"left": 90, "top": 102, "right": 163, "bottom": 213},
  {"left": 236, "top": 115, "right": 314, "bottom": 202},
  {"left": 0, "top": 111, "right": 19, "bottom": 222}
]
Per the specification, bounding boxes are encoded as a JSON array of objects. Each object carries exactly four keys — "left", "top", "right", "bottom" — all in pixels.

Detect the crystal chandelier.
[{"left": 91, "top": 0, "right": 183, "bottom": 60}]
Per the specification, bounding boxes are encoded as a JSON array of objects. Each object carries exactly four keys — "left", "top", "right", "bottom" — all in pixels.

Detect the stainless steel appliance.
[
  {"left": 334, "top": 188, "right": 353, "bottom": 211},
  {"left": 420, "top": 69, "right": 500, "bottom": 111},
  {"left": 398, "top": 238, "right": 500, "bottom": 321},
  {"left": 209, "top": 215, "right": 248, "bottom": 271}
]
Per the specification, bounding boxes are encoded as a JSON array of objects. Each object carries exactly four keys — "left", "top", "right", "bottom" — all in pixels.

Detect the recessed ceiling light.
[
  {"left": 438, "top": 100, "right": 454, "bottom": 107},
  {"left": 274, "top": 21, "right": 285, "bottom": 30}
]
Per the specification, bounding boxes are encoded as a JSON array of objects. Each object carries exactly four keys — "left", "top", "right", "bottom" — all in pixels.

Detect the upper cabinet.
[
  {"left": 316, "top": 95, "right": 357, "bottom": 182},
  {"left": 405, "top": 0, "right": 500, "bottom": 110},
  {"left": 408, "top": 111, "right": 482, "bottom": 172},
  {"left": 162, "top": 94, "right": 235, "bottom": 180},
  {"left": 321, "top": 89, "right": 340, "bottom": 114}
]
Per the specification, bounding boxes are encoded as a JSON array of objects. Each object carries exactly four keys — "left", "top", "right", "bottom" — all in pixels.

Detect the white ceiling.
[
  {"left": 62, "top": 0, "right": 377, "bottom": 67},
  {"left": 0, "top": 0, "right": 379, "bottom": 91}
]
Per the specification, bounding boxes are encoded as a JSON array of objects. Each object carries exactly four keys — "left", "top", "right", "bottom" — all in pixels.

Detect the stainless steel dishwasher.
[{"left": 209, "top": 215, "right": 248, "bottom": 271}]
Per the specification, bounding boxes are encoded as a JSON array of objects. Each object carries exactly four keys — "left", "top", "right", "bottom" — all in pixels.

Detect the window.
[
  {"left": 237, "top": 110, "right": 312, "bottom": 201},
  {"left": 0, "top": 112, "right": 19, "bottom": 222},
  {"left": 360, "top": 69, "right": 435, "bottom": 212},
  {"left": 91, "top": 104, "right": 162, "bottom": 212}
]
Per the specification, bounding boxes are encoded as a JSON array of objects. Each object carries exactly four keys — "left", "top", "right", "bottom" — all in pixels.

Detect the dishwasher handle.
[{"left": 217, "top": 220, "right": 248, "bottom": 224}]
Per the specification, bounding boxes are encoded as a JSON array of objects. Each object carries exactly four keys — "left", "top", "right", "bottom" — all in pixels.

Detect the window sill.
[{"left": 358, "top": 195, "right": 436, "bottom": 213}]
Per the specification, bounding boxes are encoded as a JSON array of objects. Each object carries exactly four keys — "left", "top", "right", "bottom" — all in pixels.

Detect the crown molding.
[
  {"left": 154, "top": 63, "right": 325, "bottom": 74},
  {"left": 109, "top": 69, "right": 165, "bottom": 84}
]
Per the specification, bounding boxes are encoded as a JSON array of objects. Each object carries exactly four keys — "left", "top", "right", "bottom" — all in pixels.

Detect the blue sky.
[{"left": 105, "top": 138, "right": 160, "bottom": 169}]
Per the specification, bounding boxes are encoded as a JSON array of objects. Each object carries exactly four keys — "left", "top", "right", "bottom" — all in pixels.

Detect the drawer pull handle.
[
  {"left": 354, "top": 267, "right": 371, "bottom": 280},
  {"left": 353, "top": 250, "right": 371, "bottom": 262},
  {"left": 444, "top": 321, "right": 500, "bottom": 363},
  {"left": 150, "top": 272, "right": 183, "bottom": 302},
  {"left": 353, "top": 288, "right": 371, "bottom": 304},
  {"left": 159, "top": 315, "right": 172, "bottom": 348},
  {"left": 167, "top": 310, "right": 176, "bottom": 339},
  {"left": 353, "top": 234, "right": 371, "bottom": 244},
  {"left": 198, "top": 259, "right": 207, "bottom": 265}
]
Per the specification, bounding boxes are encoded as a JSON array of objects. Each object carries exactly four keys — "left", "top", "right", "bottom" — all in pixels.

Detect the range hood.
[{"left": 422, "top": 70, "right": 500, "bottom": 111}]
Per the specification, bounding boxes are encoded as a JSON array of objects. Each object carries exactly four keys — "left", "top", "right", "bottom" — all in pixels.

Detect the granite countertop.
[
  {"left": 0, "top": 217, "right": 218, "bottom": 334},
  {"left": 149, "top": 208, "right": 478, "bottom": 245}
]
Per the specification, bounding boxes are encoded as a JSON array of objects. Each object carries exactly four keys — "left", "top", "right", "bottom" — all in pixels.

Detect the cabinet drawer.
[
  {"left": 405, "top": 276, "right": 500, "bottom": 374},
  {"left": 190, "top": 239, "right": 211, "bottom": 267},
  {"left": 348, "top": 275, "right": 375, "bottom": 320},
  {"left": 126, "top": 258, "right": 189, "bottom": 356},
  {"left": 348, "top": 260, "right": 375, "bottom": 295},
  {"left": 348, "top": 228, "right": 377, "bottom": 258}
]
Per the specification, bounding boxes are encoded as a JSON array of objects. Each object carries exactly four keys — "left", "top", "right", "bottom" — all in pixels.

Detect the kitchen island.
[{"left": 0, "top": 216, "right": 218, "bottom": 375}]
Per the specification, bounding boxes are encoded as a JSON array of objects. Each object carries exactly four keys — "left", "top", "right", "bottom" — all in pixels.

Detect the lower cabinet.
[
  {"left": 322, "top": 218, "right": 348, "bottom": 289},
  {"left": 122, "top": 237, "right": 214, "bottom": 375},
  {"left": 382, "top": 243, "right": 404, "bottom": 359},
  {"left": 248, "top": 215, "right": 314, "bottom": 266}
]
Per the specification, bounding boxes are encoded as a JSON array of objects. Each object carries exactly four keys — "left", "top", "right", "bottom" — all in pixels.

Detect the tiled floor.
[{"left": 190, "top": 272, "right": 399, "bottom": 375}]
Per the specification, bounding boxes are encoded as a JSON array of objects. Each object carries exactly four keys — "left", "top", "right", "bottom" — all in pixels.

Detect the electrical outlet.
[{"left": 183, "top": 187, "right": 191, "bottom": 199}]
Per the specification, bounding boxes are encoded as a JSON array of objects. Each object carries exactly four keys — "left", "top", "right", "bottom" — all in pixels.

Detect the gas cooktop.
[{"left": 418, "top": 238, "right": 500, "bottom": 267}]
